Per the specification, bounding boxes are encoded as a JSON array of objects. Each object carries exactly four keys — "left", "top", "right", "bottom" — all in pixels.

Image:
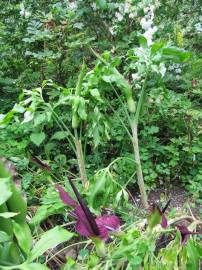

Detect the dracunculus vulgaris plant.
[
  {"left": 0, "top": 65, "right": 89, "bottom": 188},
  {"left": 148, "top": 200, "right": 202, "bottom": 246},
  {"left": 90, "top": 48, "right": 148, "bottom": 208},
  {"left": 147, "top": 199, "right": 171, "bottom": 229},
  {"left": 90, "top": 41, "right": 191, "bottom": 209},
  {"left": 176, "top": 225, "right": 202, "bottom": 245},
  {"left": 56, "top": 179, "right": 120, "bottom": 256}
]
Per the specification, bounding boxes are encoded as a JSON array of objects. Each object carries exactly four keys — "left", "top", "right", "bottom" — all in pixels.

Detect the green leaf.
[
  {"left": 20, "top": 263, "right": 50, "bottom": 270},
  {"left": 30, "top": 132, "right": 46, "bottom": 146},
  {"left": 30, "top": 202, "right": 64, "bottom": 227},
  {"left": 0, "top": 212, "right": 18, "bottom": 218},
  {"left": 51, "top": 131, "right": 68, "bottom": 141},
  {"left": 147, "top": 206, "right": 161, "bottom": 229},
  {"left": 90, "top": 172, "right": 107, "bottom": 204},
  {"left": 28, "top": 226, "right": 73, "bottom": 261},
  {"left": 162, "top": 47, "right": 191, "bottom": 62},
  {"left": 34, "top": 113, "right": 46, "bottom": 126},
  {"left": 13, "top": 221, "right": 32, "bottom": 255},
  {"left": 185, "top": 240, "right": 200, "bottom": 270},
  {"left": 96, "top": 0, "right": 107, "bottom": 9},
  {"left": 0, "top": 231, "right": 12, "bottom": 243},
  {"left": 13, "top": 104, "right": 25, "bottom": 113},
  {"left": 23, "top": 111, "right": 34, "bottom": 123},
  {"left": 0, "top": 179, "right": 12, "bottom": 205}
]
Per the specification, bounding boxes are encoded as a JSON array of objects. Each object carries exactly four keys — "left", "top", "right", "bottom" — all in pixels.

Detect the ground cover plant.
[{"left": 0, "top": 0, "right": 201, "bottom": 269}]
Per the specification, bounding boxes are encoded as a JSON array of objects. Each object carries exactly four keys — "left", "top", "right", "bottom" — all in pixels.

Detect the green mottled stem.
[
  {"left": 74, "top": 129, "right": 88, "bottom": 186},
  {"left": 131, "top": 120, "right": 148, "bottom": 208}
]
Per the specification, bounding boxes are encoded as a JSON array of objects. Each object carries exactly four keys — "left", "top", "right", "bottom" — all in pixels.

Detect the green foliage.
[
  {"left": 0, "top": 0, "right": 202, "bottom": 268},
  {"left": 0, "top": 160, "right": 73, "bottom": 269}
]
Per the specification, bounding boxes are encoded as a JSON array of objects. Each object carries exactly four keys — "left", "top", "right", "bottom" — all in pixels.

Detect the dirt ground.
[{"left": 148, "top": 186, "right": 201, "bottom": 218}]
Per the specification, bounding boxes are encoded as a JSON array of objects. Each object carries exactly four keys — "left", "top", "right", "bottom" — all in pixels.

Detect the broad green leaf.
[
  {"left": 0, "top": 242, "right": 22, "bottom": 264},
  {"left": 13, "top": 221, "right": 32, "bottom": 255},
  {"left": 23, "top": 111, "right": 34, "bottom": 123},
  {"left": 147, "top": 207, "right": 161, "bottom": 229},
  {"left": 151, "top": 41, "right": 165, "bottom": 54},
  {"left": 162, "top": 47, "right": 191, "bottom": 62},
  {"left": 78, "top": 99, "right": 87, "bottom": 120},
  {"left": 34, "top": 113, "right": 46, "bottom": 126},
  {"left": 0, "top": 111, "right": 15, "bottom": 125},
  {"left": 0, "top": 212, "right": 18, "bottom": 218},
  {"left": 13, "top": 104, "right": 25, "bottom": 113},
  {"left": 185, "top": 240, "right": 201, "bottom": 270},
  {"left": 51, "top": 131, "right": 68, "bottom": 141},
  {"left": 20, "top": 263, "right": 50, "bottom": 270},
  {"left": 0, "top": 178, "right": 12, "bottom": 205},
  {"left": 90, "top": 172, "right": 107, "bottom": 204},
  {"left": 30, "top": 132, "right": 46, "bottom": 146},
  {"left": 0, "top": 231, "right": 11, "bottom": 243},
  {"left": 96, "top": 0, "right": 107, "bottom": 9},
  {"left": 90, "top": 88, "right": 102, "bottom": 101},
  {"left": 29, "top": 226, "right": 73, "bottom": 261},
  {"left": 30, "top": 202, "right": 64, "bottom": 227}
]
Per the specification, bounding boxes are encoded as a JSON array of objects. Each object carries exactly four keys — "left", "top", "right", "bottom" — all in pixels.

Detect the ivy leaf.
[{"left": 30, "top": 132, "right": 46, "bottom": 146}]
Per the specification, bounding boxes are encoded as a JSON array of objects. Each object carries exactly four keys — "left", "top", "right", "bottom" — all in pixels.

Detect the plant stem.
[
  {"left": 129, "top": 74, "right": 149, "bottom": 208},
  {"left": 74, "top": 129, "right": 88, "bottom": 186},
  {"left": 131, "top": 120, "right": 148, "bottom": 208}
]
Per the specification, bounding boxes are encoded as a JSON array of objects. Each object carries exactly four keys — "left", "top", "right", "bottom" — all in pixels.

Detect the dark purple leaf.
[
  {"left": 31, "top": 155, "right": 51, "bottom": 171},
  {"left": 56, "top": 181, "right": 120, "bottom": 241},
  {"left": 96, "top": 215, "right": 120, "bottom": 241},
  {"left": 177, "top": 225, "right": 202, "bottom": 245},
  {"left": 55, "top": 184, "right": 77, "bottom": 207},
  {"left": 68, "top": 178, "right": 100, "bottom": 236},
  {"left": 75, "top": 205, "right": 96, "bottom": 237},
  {"left": 161, "top": 214, "right": 168, "bottom": 228}
]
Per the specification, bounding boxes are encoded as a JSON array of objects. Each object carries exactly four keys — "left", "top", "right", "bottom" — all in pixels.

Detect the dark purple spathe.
[{"left": 56, "top": 184, "right": 120, "bottom": 241}]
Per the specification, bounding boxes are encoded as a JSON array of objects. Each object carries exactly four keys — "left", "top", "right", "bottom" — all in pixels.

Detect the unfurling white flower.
[
  {"left": 20, "top": 9, "right": 24, "bottom": 16},
  {"left": 115, "top": 12, "right": 124, "bottom": 21},
  {"left": 168, "top": 65, "right": 174, "bottom": 71},
  {"left": 20, "top": 8, "right": 31, "bottom": 17},
  {"left": 24, "top": 11, "right": 31, "bottom": 18},
  {"left": 176, "top": 68, "right": 182, "bottom": 74},
  {"left": 135, "top": 47, "right": 145, "bottom": 57},
  {"left": 69, "top": 2, "right": 77, "bottom": 10},
  {"left": 195, "top": 23, "right": 202, "bottom": 32},
  {"left": 131, "top": 73, "right": 140, "bottom": 81},
  {"left": 91, "top": 2, "right": 97, "bottom": 10},
  {"left": 109, "top": 26, "right": 115, "bottom": 35},
  {"left": 144, "top": 7, "right": 150, "bottom": 14},
  {"left": 129, "top": 12, "right": 137, "bottom": 19},
  {"left": 143, "top": 26, "right": 157, "bottom": 46},
  {"left": 140, "top": 17, "right": 152, "bottom": 30},
  {"left": 159, "top": 63, "right": 166, "bottom": 77},
  {"left": 124, "top": 2, "right": 131, "bottom": 13},
  {"left": 20, "top": 3, "right": 31, "bottom": 18}
]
